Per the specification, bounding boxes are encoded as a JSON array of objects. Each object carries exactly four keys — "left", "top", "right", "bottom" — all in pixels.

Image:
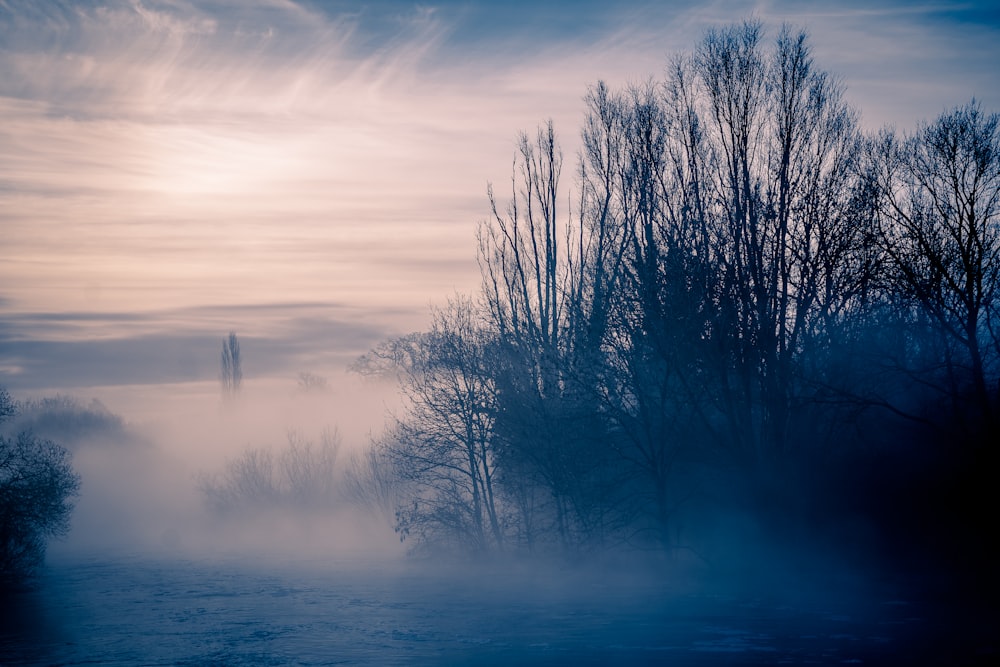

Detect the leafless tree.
[
  {"left": 479, "top": 121, "right": 628, "bottom": 551},
  {"left": 364, "top": 297, "right": 505, "bottom": 552},
  {"left": 356, "top": 18, "right": 996, "bottom": 563},
  {"left": 667, "top": 20, "right": 873, "bottom": 468},
  {"left": 581, "top": 78, "right": 709, "bottom": 549},
  {"left": 872, "top": 102, "right": 1000, "bottom": 434}
]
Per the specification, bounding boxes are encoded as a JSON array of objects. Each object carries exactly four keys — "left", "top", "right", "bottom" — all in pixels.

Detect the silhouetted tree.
[
  {"left": 549, "top": 22, "right": 872, "bottom": 546},
  {"left": 580, "top": 78, "right": 712, "bottom": 549},
  {"left": 680, "top": 20, "right": 872, "bottom": 470},
  {"left": 872, "top": 101, "right": 1000, "bottom": 437},
  {"left": 357, "top": 18, "right": 998, "bottom": 570},
  {"left": 363, "top": 297, "right": 505, "bottom": 552},
  {"left": 480, "top": 121, "right": 627, "bottom": 551},
  {"left": 1, "top": 389, "right": 80, "bottom": 588}
]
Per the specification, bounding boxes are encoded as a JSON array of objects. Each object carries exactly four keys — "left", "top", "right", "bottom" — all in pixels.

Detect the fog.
[
  {"left": 2, "top": 370, "right": 992, "bottom": 664},
  {"left": 3, "top": 2, "right": 999, "bottom": 663},
  {"left": 22, "top": 372, "right": 402, "bottom": 561}
]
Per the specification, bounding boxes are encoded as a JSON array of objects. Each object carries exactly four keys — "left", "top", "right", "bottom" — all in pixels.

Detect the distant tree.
[
  {"left": 297, "top": 371, "right": 329, "bottom": 394},
  {"left": 202, "top": 446, "right": 276, "bottom": 511},
  {"left": 220, "top": 332, "right": 243, "bottom": 400},
  {"left": 1, "top": 390, "right": 80, "bottom": 588},
  {"left": 280, "top": 428, "right": 341, "bottom": 507}
]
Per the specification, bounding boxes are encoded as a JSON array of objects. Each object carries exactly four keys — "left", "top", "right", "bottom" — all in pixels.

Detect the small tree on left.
[{"left": 0, "top": 387, "right": 80, "bottom": 589}]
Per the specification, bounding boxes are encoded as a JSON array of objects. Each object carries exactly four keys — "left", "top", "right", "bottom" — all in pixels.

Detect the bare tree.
[
  {"left": 873, "top": 101, "right": 1000, "bottom": 433},
  {"left": 354, "top": 18, "right": 996, "bottom": 565},
  {"left": 281, "top": 428, "right": 341, "bottom": 507},
  {"left": 479, "top": 121, "right": 627, "bottom": 551},
  {"left": 479, "top": 122, "right": 568, "bottom": 361},
  {"left": 670, "top": 20, "right": 873, "bottom": 469},
  {"left": 364, "top": 297, "right": 505, "bottom": 553},
  {"left": 582, "top": 79, "right": 709, "bottom": 550},
  {"left": 541, "top": 23, "right": 871, "bottom": 547}
]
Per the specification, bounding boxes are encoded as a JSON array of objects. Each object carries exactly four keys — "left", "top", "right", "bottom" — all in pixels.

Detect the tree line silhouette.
[{"left": 355, "top": 19, "right": 999, "bottom": 584}]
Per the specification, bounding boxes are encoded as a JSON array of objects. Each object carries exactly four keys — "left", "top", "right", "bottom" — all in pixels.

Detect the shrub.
[
  {"left": 200, "top": 429, "right": 341, "bottom": 513},
  {"left": 0, "top": 431, "right": 80, "bottom": 588}
]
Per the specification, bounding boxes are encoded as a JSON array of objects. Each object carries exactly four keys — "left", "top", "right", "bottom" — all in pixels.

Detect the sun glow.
[{"left": 145, "top": 125, "right": 306, "bottom": 197}]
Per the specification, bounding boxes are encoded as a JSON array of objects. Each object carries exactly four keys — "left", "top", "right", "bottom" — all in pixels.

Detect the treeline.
[{"left": 355, "top": 20, "right": 998, "bottom": 576}]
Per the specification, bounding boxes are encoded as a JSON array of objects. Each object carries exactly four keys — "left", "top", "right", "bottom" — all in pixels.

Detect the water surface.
[{"left": 0, "top": 554, "right": 973, "bottom": 665}]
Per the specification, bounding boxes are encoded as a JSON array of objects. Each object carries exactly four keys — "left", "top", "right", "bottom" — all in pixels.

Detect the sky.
[{"left": 1, "top": 0, "right": 999, "bottom": 392}]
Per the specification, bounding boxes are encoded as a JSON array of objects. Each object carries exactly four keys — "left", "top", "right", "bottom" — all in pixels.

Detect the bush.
[
  {"left": 199, "top": 429, "right": 341, "bottom": 513},
  {"left": 0, "top": 431, "right": 81, "bottom": 588}
]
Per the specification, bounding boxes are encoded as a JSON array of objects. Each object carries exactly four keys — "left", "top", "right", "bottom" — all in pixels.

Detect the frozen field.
[{"left": 1, "top": 552, "right": 973, "bottom": 666}]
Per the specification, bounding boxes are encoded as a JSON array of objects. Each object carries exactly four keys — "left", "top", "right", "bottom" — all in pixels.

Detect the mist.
[
  {"left": 27, "top": 373, "right": 398, "bottom": 557},
  {"left": 2, "top": 360, "right": 990, "bottom": 664},
  {"left": 3, "top": 2, "right": 999, "bottom": 664}
]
